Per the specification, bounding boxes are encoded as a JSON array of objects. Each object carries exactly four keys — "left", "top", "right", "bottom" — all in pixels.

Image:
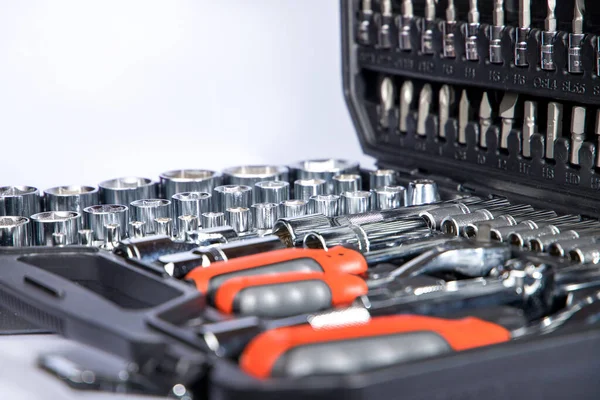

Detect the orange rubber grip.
[
  {"left": 185, "top": 246, "right": 368, "bottom": 295},
  {"left": 240, "top": 314, "right": 511, "bottom": 379},
  {"left": 214, "top": 272, "right": 368, "bottom": 314}
]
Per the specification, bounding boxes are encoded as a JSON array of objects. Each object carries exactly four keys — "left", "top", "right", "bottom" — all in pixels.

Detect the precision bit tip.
[
  {"left": 572, "top": 107, "right": 586, "bottom": 135},
  {"left": 362, "top": 0, "right": 372, "bottom": 11},
  {"left": 380, "top": 77, "right": 395, "bottom": 111},
  {"left": 381, "top": 0, "right": 392, "bottom": 16},
  {"left": 439, "top": 85, "right": 454, "bottom": 138},
  {"left": 402, "top": 0, "right": 413, "bottom": 18},
  {"left": 493, "top": 0, "right": 504, "bottom": 27},
  {"left": 519, "top": 0, "right": 531, "bottom": 29},
  {"left": 499, "top": 93, "right": 519, "bottom": 119},
  {"left": 446, "top": 0, "right": 456, "bottom": 22},
  {"left": 545, "top": 0, "right": 557, "bottom": 32},
  {"left": 425, "top": 0, "right": 436, "bottom": 21},
  {"left": 546, "top": 102, "right": 563, "bottom": 159},
  {"left": 458, "top": 90, "right": 470, "bottom": 143},
  {"left": 400, "top": 81, "right": 414, "bottom": 106},
  {"left": 573, "top": 0, "right": 585, "bottom": 34},
  {"left": 479, "top": 92, "right": 492, "bottom": 119},
  {"left": 417, "top": 84, "right": 433, "bottom": 135},
  {"left": 468, "top": 0, "right": 479, "bottom": 24}
]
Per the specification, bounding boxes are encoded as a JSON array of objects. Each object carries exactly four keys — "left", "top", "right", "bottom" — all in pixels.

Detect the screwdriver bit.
[
  {"left": 499, "top": 93, "right": 519, "bottom": 149},
  {"left": 439, "top": 85, "right": 454, "bottom": 138},
  {"left": 465, "top": 0, "right": 480, "bottom": 61},
  {"left": 569, "top": 0, "right": 585, "bottom": 74},
  {"left": 479, "top": 92, "right": 492, "bottom": 148},
  {"left": 540, "top": 0, "right": 557, "bottom": 71},
  {"left": 399, "top": 80, "right": 414, "bottom": 133},
  {"left": 570, "top": 106, "right": 586, "bottom": 165},
  {"left": 421, "top": 0, "right": 436, "bottom": 55},
  {"left": 545, "top": 102, "right": 563, "bottom": 160},
  {"left": 417, "top": 84, "right": 432, "bottom": 136},
  {"left": 377, "top": 0, "right": 393, "bottom": 49},
  {"left": 379, "top": 77, "right": 395, "bottom": 129},
  {"left": 515, "top": 0, "right": 531, "bottom": 67},
  {"left": 522, "top": 101, "right": 537, "bottom": 158},
  {"left": 397, "top": 0, "right": 413, "bottom": 51},
  {"left": 357, "top": 0, "right": 373, "bottom": 46},
  {"left": 458, "top": 90, "right": 470, "bottom": 144},
  {"left": 489, "top": 0, "right": 505, "bottom": 64},
  {"left": 443, "top": 0, "right": 456, "bottom": 58},
  {"left": 596, "top": 110, "right": 600, "bottom": 168}
]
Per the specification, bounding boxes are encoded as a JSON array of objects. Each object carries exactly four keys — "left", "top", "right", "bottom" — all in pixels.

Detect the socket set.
[{"left": 2, "top": 0, "right": 600, "bottom": 399}]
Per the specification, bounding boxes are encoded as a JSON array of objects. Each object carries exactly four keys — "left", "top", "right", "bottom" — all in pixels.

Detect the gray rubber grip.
[
  {"left": 232, "top": 280, "right": 333, "bottom": 318},
  {"left": 207, "top": 258, "right": 324, "bottom": 296},
  {"left": 270, "top": 331, "right": 452, "bottom": 378}
]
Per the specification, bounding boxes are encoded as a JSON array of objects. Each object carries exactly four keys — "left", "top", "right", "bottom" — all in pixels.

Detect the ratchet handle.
[
  {"left": 240, "top": 315, "right": 511, "bottom": 379},
  {"left": 215, "top": 272, "right": 368, "bottom": 318},
  {"left": 185, "top": 246, "right": 368, "bottom": 296}
]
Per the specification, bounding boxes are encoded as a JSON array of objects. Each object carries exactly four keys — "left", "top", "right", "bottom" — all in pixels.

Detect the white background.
[
  {"left": 0, "top": 0, "right": 373, "bottom": 190},
  {"left": 0, "top": 1, "right": 371, "bottom": 398}
]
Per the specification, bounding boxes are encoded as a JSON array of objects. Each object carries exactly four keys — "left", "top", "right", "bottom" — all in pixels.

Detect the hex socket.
[
  {"left": 278, "top": 199, "right": 308, "bottom": 218},
  {"left": 172, "top": 192, "right": 212, "bottom": 222},
  {"left": 201, "top": 212, "right": 226, "bottom": 228},
  {"left": 255, "top": 181, "right": 290, "bottom": 204},
  {"left": 0, "top": 186, "right": 41, "bottom": 218},
  {"left": 44, "top": 185, "right": 99, "bottom": 218},
  {"left": 159, "top": 169, "right": 222, "bottom": 199},
  {"left": 341, "top": 191, "right": 372, "bottom": 214},
  {"left": 130, "top": 199, "right": 172, "bottom": 236},
  {"left": 30, "top": 211, "right": 81, "bottom": 246},
  {"left": 333, "top": 174, "right": 362, "bottom": 195},
  {"left": 251, "top": 203, "right": 279, "bottom": 230},
  {"left": 373, "top": 186, "right": 406, "bottom": 210},
  {"left": 213, "top": 185, "right": 253, "bottom": 212},
  {"left": 84, "top": 204, "right": 129, "bottom": 242},
  {"left": 0, "top": 216, "right": 30, "bottom": 246},
  {"left": 292, "top": 159, "right": 360, "bottom": 194},
  {"left": 369, "top": 169, "right": 398, "bottom": 190},
  {"left": 223, "top": 165, "right": 289, "bottom": 202},
  {"left": 407, "top": 179, "right": 441, "bottom": 206},
  {"left": 226, "top": 207, "right": 251, "bottom": 233},
  {"left": 308, "top": 195, "right": 341, "bottom": 217},
  {"left": 294, "top": 179, "right": 327, "bottom": 200},
  {"left": 99, "top": 177, "right": 157, "bottom": 206}
]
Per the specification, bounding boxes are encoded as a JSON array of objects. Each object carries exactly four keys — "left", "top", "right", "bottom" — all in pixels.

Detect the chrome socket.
[
  {"left": 490, "top": 221, "right": 539, "bottom": 242},
  {"left": 155, "top": 218, "right": 173, "bottom": 237},
  {"left": 0, "top": 216, "right": 30, "bottom": 247},
  {"left": 292, "top": 159, "right": 360, "bottom": 194},
  {"left": 441, "top": 209, "right": 494, "bottom": 236},
  {"left": 129, "top": 221, "right": 146, "bottom": 239},
  {"left": 372, "top": 186, "right": 406, "bottom": 210},
  {"left": 569, "top": 244, "right": 600, "bottom": 264},
  {"left": 369, "top": 169, "right": 398, "bottom": 190},
  {"left": 251, "top": 203, "right": 279, "bottom": 231},
  {"left": 223, "top": 165, "right": 289, "bottom": 202},
  {"left": 509, "top": 225, "right": 561, "bottom": 248},
  {"left": 308, "top": 195, "right": 341, "bottom": 217},
  {"left": 273, "top": 214, "right": 333, "bottom": 247},
  {"left": 172, "top": 192, "right": 212, "bottom": 226},
  {"left": 540, "top": 31, "right": 557, "bottom": 71},
  {"left": 278, "top": 199, "right": 308, "bottom": 218},
  {"left": 226, "top": 207, "right": 251, "bottom": 234},
  {"left": 341, "top": 191, "right": 372, "bottom": 214},
  {"left": 255, "top": 181, "right": 290, "bottom": 204},
  {"left": 515, "top": 27, "right": 530, "bottom": 67},
  {"left": 159, "top": 169, "right": 221, "bottom": 199},
  {"left": 407, "top": 180, "right": 441, "bottom": 206},
  {"left": 99, "top": 177, "right": 157, "bottom": 206},
  {"left": 0, "top": 186, "right": 41, "bottom": 218},
  {"left": 419, "top": 203, "right": 471, "bottom": 230},
  {"left": 78, "top": 229, "right": 93, "bottom": 246},
  {"left": 213, "top": 185, "right": 253, "bottom": 213},
  {"left": 464, "top": 215, "right": 517, "bottom": 238},
  {"left": 103, "top": 223, "right": 121, "bottom": 250},
  {"left": 130, "top": 199, "right": 172, "bottom": 236},
  {"left": 44, "top": 185, "right": 99, "bottom": 218},
  {"left": 84, "top": 205, "right": 129, "bottom": 242},
  {"left": 177, "top": 215, "right": 199, "bottom": 241},
  {"left": 201, "top": 212, "right": 226, "bottom": 228},
  {"left": 528, "top": 231, "right": 580, "bottom": 253},
  {"left": 333, "top": 174, "right": 362, "bottom": 195},
  {"left": 549, "top": 237, "right": 598, "bottom": 258},
  {"left": 30, "top": 211, "right": 81, "bottom": 246},
  {"left": 294, "top": 179, "right": 327, "bottom": 200}
]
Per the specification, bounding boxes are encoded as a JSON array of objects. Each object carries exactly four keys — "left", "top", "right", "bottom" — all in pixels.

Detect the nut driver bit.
[
  {"left": 489, "top": 0, "right": 505, "bottom": 64},
  {"left": 540, "top": 0, "right": 557, "bottom": 71},
  {"left": 465, "top": 0, "right": 480, "bottom": 61},
  {"left": 397, "top": 0, "right": 413, "bottom": 51},
  {"left": 421, "top": 0, "right": 436, "bottom": 55},
  {"left": 377, "top": 0, "right": 393, "bottom": 49},
  {"left": 515, "top": 0, "right": 531, "bottom": 67},
  {"left": 442, "top": 0, "right": 457, "bottom": 58},
  {"left": 569, "top": 0, "right": 585, "bottom": 74}
]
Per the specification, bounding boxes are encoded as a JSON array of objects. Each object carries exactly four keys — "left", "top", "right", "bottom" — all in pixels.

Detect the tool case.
[{"left": 4, "top": 0, "right": 600, "bottom": 398}]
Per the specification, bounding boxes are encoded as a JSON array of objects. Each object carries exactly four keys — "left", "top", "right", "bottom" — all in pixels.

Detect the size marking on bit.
[
  {"left": 542, "top": 166, "right": 555, "bottom": 180},
  {"left": 565, "top": 172, "right": 581, "bottom": 185},
  {"left": 591, "top": 176, "right": 600, "bottom": 190},
  {"left": 496, "top": 159, "right": 507, "bottom": 170},
  {"left": 518, "top": 162, "right": 531, "bottom": 175},
  {"left": 454, "top": 149, "right": 467, "bottom": 161}
]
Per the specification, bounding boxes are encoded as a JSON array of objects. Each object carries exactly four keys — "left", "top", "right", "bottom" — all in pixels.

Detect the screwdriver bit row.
[{"left": 358, "top": 0, "right": 597, "bottom": 75}]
